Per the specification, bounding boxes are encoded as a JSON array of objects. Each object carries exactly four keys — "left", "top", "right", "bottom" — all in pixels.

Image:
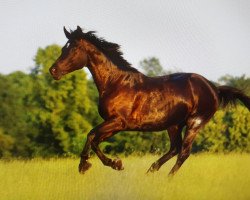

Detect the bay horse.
[{"left": 50, "top": 26, "right": 250, "bottom": 175}]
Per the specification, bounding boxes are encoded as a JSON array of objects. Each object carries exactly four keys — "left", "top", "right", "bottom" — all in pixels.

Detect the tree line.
[{"left": 0, "top": 45, "right": 249, "bottom": 158}]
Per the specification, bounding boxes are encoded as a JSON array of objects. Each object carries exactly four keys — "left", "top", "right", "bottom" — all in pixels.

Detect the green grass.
[{"left": 0, "top": 154, "right": 250, "bottom": 200}]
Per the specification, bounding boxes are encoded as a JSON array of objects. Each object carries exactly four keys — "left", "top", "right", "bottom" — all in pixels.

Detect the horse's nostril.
[{"left": 50, "top": 67, "right": 57, "bottom": 74}]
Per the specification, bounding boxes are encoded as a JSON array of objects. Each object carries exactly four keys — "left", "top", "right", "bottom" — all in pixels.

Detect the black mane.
[{"left": 69, "top": 27, "right": 139, "bottom": 73}]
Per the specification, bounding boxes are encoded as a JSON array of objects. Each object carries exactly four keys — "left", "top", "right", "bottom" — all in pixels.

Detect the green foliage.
[
  {"left": 0, "top": 129, "right": 15, "bottom": 157},
  {"left": 139, "top": 57, "right": 167, "bottom": 77},
  {"left": 219, "top": 74, "right": 250, "bottom": 96},
  {"left": 0, "top": 72, "right": 35, "bottom": 157},
  {"left": 226, "top": 106, "right": 250, "bottom": 152},
  {"left": 194, "top": 105, "right": 250, "bottom": 153}
]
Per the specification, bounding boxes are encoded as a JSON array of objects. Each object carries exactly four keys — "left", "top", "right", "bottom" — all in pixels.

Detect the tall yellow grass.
[{"left": 0, "top": 154, "right": 250, "bottom": 200}]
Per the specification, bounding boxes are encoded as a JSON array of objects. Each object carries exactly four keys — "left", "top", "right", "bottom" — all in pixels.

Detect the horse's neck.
[{"left": 86, "top": 49, "right": 125, "bottom": 96}]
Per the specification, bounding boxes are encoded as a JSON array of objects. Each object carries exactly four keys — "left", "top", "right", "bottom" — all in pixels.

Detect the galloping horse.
[{"left": 50, "top": 26, "right": 250, "bottom": 175}]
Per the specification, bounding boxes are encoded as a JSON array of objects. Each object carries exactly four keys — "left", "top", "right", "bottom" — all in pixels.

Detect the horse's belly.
[{"left": 127, "top": 101, "right": 189, "bottom": 131}]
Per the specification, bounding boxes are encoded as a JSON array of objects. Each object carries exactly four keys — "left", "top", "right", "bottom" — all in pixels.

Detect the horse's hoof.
[
  {"left": 146, "top": 167, "right": 154, "bottom": 173},
  {"left": 79, "top": 161, "right": 92, "bottom": 174},
  {"left": 147, "top": 162, "right": 159, "bottom": 173},
  {"left": 112, "top": 158, "right": 124, "bottom": 170},
  {"left": 147, "top": 166, "right": 156, "bottom": 173}
]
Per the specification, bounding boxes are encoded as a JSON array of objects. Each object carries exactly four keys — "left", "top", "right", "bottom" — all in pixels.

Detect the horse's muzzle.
[{"left": 49, "top": 66, "right": 62, "bottom": 80}]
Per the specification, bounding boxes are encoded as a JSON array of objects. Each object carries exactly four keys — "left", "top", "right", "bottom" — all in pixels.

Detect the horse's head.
[{"left": 50, "top": 26, "right": 88, "bottom": 80}]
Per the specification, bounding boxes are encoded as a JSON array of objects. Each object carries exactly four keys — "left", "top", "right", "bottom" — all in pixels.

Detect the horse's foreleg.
[
  {"left": 78, "top": 131, "right": 95, "bottom": 174},
  {"left": 91, "top": 119, "right": 125, "bottom": 170},
  {"left": 79, "top": 118, "right": 124, "bottom": 173},
  {"left": 91, "top": 138, "right": 124, "bottom": 170},
  {"left": 147, "top": 125, "right": 183, "bottom": 173}
]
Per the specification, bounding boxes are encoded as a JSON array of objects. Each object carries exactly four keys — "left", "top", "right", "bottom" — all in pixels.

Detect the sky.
[{"left": 0, "top": 0, "right": 249, "bottom": 81}]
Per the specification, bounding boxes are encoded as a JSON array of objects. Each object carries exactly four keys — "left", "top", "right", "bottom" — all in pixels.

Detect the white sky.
[{"left": 0, "top": 0, "right": 249, "bottom": 81}]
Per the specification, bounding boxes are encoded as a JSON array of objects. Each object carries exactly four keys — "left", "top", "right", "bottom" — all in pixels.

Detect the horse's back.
[{"left": 146, "top": 72, "right": 195, "bottom": 88}]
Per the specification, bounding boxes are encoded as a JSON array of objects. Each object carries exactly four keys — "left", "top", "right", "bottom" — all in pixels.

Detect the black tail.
[{"left": 217, "top": 86, "right": 250, "bottom": 110}]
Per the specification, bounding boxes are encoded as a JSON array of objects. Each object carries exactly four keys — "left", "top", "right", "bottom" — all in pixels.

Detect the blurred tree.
[
  {"left": 219, "top": 74, "right": 250, "bottom": 95},
  {"left": 0, "top": 129, "right": 15, "bottom": 158},
  {"left": 226, "top": 106, "right": 250, "bottom": 152},
  {"left": 0, "top": 72, "right": 35, "bottom": 157},
  {"left": 139, "top": 57, "right": 167, "bottom": 77}
]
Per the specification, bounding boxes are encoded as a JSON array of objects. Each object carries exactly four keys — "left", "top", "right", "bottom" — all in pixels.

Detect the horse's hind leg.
[
  {"left": 168, "top": 118, "right": 203, "bottom": 175},
  {"left": 147, "top": 125, "right": 183, "bottom": 173}
]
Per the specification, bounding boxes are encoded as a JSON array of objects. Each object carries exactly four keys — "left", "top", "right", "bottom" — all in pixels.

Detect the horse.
[{"left": 50, "top": 26, "right": 250, "bottom": 175}]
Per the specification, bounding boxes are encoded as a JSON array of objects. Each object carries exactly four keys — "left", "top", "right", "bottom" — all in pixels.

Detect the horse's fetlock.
[{"left": 103, "top": 159, "right": 112, "bottom": 166}]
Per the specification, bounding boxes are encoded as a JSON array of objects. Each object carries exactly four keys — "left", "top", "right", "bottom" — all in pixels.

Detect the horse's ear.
[
  {"left": 64, "top": 26, "right": 71, "bottom": 39},
  {"left": 77, "top": 26, "right": 82, "bottom": 31}
]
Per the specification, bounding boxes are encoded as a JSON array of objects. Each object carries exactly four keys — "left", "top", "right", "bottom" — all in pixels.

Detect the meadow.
[{"left": 0, "top": 154, "right": 250, "bottom": 200}]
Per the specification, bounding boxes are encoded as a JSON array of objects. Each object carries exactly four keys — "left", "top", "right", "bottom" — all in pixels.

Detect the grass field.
[{"left": 0, "top": 154, "right": 250, "bottom": 200}]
